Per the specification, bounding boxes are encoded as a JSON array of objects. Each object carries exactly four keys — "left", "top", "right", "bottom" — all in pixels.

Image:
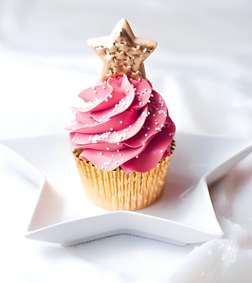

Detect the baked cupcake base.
[{"left": 73, "top": 141, "right": 175, "bottom": 211}]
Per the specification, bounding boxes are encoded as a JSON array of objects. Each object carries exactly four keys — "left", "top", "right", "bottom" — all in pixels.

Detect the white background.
[{"left": 1, "top": 0, "right": 252, "bottom": 282}]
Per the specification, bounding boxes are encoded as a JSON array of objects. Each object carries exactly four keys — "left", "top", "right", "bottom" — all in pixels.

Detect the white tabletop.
[{"left": 1, "top": 1, "right": 252, "bottom": 282}]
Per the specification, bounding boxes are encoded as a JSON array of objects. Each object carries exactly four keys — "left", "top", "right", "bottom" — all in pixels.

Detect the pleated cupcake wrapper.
[{"left": 73, "top": 141, "right": 175, "bottom": 211}]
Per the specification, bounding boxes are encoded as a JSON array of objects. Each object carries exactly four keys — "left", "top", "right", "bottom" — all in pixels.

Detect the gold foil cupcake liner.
[{"left": 73, "top": 141, "right": 175, "bottom": 211}]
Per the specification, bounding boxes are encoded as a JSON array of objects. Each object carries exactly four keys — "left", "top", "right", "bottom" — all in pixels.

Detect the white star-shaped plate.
[{"left": 1, "top": 132, "right": 251, "bottom": 246}]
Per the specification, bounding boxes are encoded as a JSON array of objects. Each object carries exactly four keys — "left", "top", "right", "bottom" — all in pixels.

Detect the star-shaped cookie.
[{"left": 88, "top": 18, "right": 158, "bottom": 81}]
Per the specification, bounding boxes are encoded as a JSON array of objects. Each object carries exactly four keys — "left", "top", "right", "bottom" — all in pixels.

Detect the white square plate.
[{"left": 1, "top": 132, "right": 251, "bottom": 246}]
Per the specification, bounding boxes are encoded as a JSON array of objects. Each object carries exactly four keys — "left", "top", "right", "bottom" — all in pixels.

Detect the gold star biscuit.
[{"left": 88, "top": 18, "right": 158, "bottom": 81}]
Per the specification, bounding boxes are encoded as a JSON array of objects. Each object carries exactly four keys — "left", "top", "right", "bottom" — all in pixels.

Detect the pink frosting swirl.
[{"left": 65, "top": 75, "right": 175, "bottom": 173}]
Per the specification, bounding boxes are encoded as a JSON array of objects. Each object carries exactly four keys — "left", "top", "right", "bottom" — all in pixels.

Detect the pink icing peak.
[{"left": 65, "top": 75, "right": 175, "bottom": 173}]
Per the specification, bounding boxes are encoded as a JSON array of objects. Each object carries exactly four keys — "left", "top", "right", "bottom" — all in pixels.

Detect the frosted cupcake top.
[{"left": 65, "top": 19, "right": 175, "bottom": 173}]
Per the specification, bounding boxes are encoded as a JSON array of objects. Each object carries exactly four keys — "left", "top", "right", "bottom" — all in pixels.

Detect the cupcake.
[{"left": 65, "top": 19, "right": 175, "bottom": 210}]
